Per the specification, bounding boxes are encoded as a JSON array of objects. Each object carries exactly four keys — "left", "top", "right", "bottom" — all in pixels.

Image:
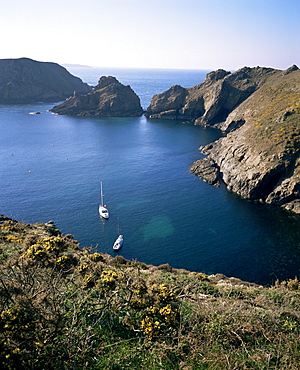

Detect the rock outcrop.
[
  {"left": 0, "top": 58, "right": 92, "bottom": 103},
  {"left": 145, "top": 66, "right": 278, "bottom": 127},
  {"left": 50, "top": 76, "right": 144, "bottom": 117},
  {"left": 190, "top": 66, "right": 300, "bottom": 213}
]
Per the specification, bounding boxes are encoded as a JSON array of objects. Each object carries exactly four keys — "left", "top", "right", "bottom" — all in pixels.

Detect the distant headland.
[{"left": 0, "top": 57, "right": 92, "bottom": 103}]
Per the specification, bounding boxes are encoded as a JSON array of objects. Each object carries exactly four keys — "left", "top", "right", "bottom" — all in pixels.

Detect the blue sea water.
[{"left": 1, "top": 66, "right": 300, "bottom": 285}]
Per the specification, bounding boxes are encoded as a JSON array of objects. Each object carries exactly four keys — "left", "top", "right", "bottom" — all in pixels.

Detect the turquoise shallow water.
[{"left": 1, "top": 67, "right": 300, "bottom": 285}]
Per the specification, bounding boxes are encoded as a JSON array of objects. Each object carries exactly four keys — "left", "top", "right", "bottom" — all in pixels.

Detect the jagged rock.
[
  {"left": 280, "top": 64, "right": 299, "bottom": 76},
  {"left": 282, "top": 199, "right": 300, "bottom": 213},
  {"left": 146, "top": 66, "right": 277, "bottom": 127},
  {"left": 0, "top": 58, "right": 92, "bottom": 103},
  {"left": 265, "top": 176, "right": 300, "bottom": 205},
  {"left": 189, "top": 158, "right": 220, "bottom": 186},
  {"left": 143, "top": 85, "right": 188, "bottom": 119},
  {"left": 190, "top": 66, "right": 300, "bottom": 213},
  {"left": 50, "top": 76, "right": 144, "bottom": 117}
]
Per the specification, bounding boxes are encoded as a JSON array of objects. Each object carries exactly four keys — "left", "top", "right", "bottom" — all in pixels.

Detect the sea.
[{"left": 1, "top": 65, "right": 300, "bottom": 286}]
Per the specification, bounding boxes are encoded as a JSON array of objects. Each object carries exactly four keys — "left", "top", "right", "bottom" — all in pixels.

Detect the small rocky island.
[
  {"left": 146, "top": 65, "right": 300, "bottom": 214},
  {"left": 50, "top": 76, "right": 144, "bottom": 117},
  {"left": 0, "top": 58, "right": 92, "bottom": 103}
]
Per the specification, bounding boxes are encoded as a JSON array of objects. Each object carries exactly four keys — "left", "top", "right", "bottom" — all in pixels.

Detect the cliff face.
[
  {"left": 145, "top": 66, "right": 278, "bottom": 127},
  {"left": 190, "top": 66, "right": 300, "bottom": 213},
  {"left": 50, "top": 76, "right": 144, "bottom": 117},
  {"left": 0, "top": 58, "right": 92, "bottom": 103}
]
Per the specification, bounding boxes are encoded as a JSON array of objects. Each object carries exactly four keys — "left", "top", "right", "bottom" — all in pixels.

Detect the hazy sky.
[{"left": 1, "top": 0, "right": 299, "bottom": 70}]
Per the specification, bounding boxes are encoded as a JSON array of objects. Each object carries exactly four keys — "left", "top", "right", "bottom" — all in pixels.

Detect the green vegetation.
[
  {"left": 1, "top": 215, "right": 300, "bottom": 369},
  {"left": 249, "top": 73, "right": 300, "bottom": 156}
]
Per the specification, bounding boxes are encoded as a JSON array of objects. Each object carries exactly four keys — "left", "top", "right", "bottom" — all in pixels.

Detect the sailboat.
[
  {"left": 99, "top": 182, "right": 109, "bottom": 219},
  {"left": 113, "top": 218, "right": 123, "bottom": 251}
]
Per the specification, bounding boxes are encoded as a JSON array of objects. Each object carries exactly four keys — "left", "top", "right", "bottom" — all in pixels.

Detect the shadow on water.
[{"left": 217, "top": 190, "right": 300, "bottom": 285}]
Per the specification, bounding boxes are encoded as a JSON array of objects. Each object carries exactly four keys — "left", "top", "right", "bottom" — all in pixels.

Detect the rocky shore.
[
  {"left": 189, "top": 66, "right": 300, "bottom": 213},
  {"left": 145, "top": 64, "right": 300, "bottom": 213}
]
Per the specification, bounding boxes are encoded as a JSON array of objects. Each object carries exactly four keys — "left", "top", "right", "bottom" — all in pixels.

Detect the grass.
[
  {"left": 246, "top": 72, "right": 300, "bottom": 158},
  {"left": 1, "top": 215, "right": 300, "bottom": 369}
]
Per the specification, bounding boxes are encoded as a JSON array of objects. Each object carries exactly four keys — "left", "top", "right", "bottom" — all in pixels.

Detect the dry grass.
[
  {"left": 1, "top": 216, "right": 300, "bottom": 369},
  {"left": 247, "top": 72, "right": 300, "bottom": 158}
]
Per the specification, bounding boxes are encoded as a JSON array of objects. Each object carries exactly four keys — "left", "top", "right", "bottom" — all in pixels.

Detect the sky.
[{"left": 1, "top": 0, "right": 299, "bottom": 71}]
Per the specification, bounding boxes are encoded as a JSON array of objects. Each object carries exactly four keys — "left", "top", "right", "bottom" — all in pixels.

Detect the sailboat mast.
[
  {"left": 117, "top": 217, "right": 121, "bottom": 234},
  {"left": 100, "top": 181, "right": 104, "bottom": 207}
]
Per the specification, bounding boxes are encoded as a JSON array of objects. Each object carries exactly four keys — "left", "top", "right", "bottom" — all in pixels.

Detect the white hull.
[
  {"left": 99, "top": 205, "right": 109, "bottom": 219},
  {"left": 99, "top": 181, "right": 109, "bottom": 219},
  {"left": 113, "top": 235, "right": 123, "bottom": 251}
]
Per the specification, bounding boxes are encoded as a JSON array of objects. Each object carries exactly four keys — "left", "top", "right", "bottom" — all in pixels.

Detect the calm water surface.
[{"left": 1, "top": 67, "right": 300, "bottom": 285}]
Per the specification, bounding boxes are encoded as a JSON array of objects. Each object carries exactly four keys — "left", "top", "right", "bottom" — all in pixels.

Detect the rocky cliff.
[
  {"left": 0, "top": 58, "right": 92, "bottom": 103},
  {"left": 50, "top": 76, "right": 144, "bottom": 117},
  {"left": 190, "top": 66, "right": 300, "bottom": 213},
  {"left": 145, "top": 66, "right": 278, "bottom": 126}
]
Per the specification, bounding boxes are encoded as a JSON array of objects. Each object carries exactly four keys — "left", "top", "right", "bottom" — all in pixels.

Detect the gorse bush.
[{"left": 1, "top": 215, "right": 300, "bottom": 369}]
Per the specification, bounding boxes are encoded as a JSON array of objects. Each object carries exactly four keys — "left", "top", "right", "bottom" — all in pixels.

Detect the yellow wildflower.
[
  {"left": 78, "top": 262, "right": 89, "bottom": 272},
  {"left": 140, "top": 316, "right": 161, "bottom": 340},
  {"left": 89, "top": 252, "right": 103, "bottom": 262},
  {"left": 56, "top": 255, "right": 69, "bottom": 267}
]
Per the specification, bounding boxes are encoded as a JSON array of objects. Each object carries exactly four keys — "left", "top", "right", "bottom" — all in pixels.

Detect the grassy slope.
[
  {"left": 1, "top": 215, "right": 300, "bottom": 369},
  {"left": 232, "top": 69, "right": 300, "bottom": 157}
]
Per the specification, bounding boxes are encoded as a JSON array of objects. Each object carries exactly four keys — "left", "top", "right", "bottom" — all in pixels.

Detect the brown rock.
[
  {"left": 50, "top": 76, "right": 144, "bottom": 117},
  {"left": 145, "top": 66, "right": 277, "bottom": 127},
  {"left": 191, "top": 66, "right": 300, "bottom": 213},
  {"left": 0, "top": 58, "right": 92, "bottom": 103}
]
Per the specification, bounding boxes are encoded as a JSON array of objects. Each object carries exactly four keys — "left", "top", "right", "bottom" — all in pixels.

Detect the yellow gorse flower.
[
  {"left": 5, "top": 235, "right": 23, "bottom": 243},
  {"left": 1, "top": 306, "right": 31, "bottom": 333},
  {"left": 98, "top": 270, "right": 118, "bottom": 290},
  {"left": 101, "top": 270, "right": 118, "bottom": 281},
  {"left": 22, "top": 236, "right": 65, "bottom": 260},
  {"left": 83, "top": 274, "right": 93, "bottom": 285},
  {"left": 89, "top": 252, "right": 103, "bottom": 262},
  {"left": 140, "top": 316, "right": 160, "bottom": 340},
  {"left": 158, "top": 284, "right": 175, "bottom": 301},
  {"left": 78, "top": 262, "right": 89, "bottom": 272},
  {"left": 56, "top": 255, "right": 69, "bottom": 267},
  {"left": 159, "top": 304, "right": 177, "bottom": 325}
]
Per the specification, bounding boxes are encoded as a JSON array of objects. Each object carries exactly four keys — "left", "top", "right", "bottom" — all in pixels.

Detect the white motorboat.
[{"left": 99, "top": 182, "right": 109, "bottom": 219}]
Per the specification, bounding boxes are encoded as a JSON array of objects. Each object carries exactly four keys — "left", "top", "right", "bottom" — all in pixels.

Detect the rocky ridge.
[
  {"left": 189, "top": 66, "right": 300, "bottom": 213},
  {"left": 145, "top": 66, "right": 278, "bottom": 127},
  {"left": 145, "top": 64, "right": 300, "bottom": 213},
  {"left": 0, "top": 58, "right": 92, "bottom": 103},
  {"left": 50, "top": 76, "right": 144, "bottom": 117}
]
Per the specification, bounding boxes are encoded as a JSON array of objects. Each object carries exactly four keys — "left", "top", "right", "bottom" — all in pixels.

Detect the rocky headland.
[
  {"left": 145, "top": 66, "right": 279, "bottom": 126},
  {"left": 146, "top": 65, "right": 300, "bottom": 213},
  {"left": 0, "top": 58, "right": 92, "bottom": 103},
  {"left": 50, "top": 76, "right": 144, "bottom": 117}
]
